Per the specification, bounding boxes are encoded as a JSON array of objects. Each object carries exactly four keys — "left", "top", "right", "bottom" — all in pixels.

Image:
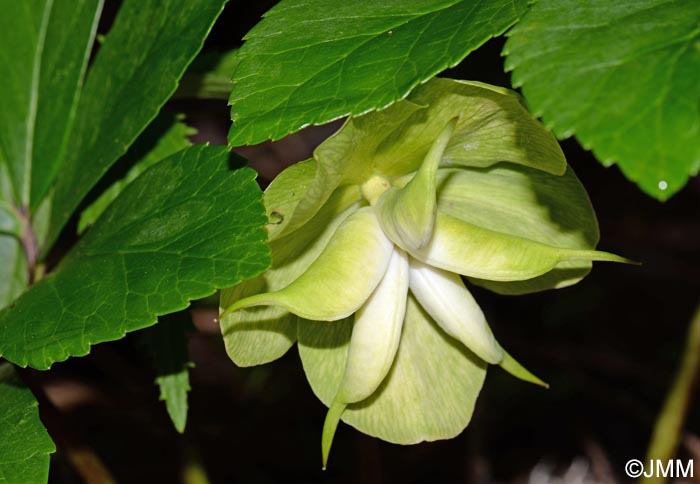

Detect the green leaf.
[
  {"left": 228, "top": 0, "right": 529, "bottom": 146},
  {"left": 0, "top": 201, "right": 21, "bottom": 238},
  {"left": 435, "top": 164, "right": 600, "bottom": 294},
  {"left": 176, "top": 49, "right": 239, "bottom": 100},
  {"left": 0, "top": 145, "right": 270, "bottom": 370},
  {"left": 298, "top": 294, "right": 487, "bottom": 445},
  {"left": 47, "top": 0, "right": 226, "bottom": 249},
  {"left": 0, "top": 236, "right": 27, "bottom": 310},
  {"left": 77, "top": 112, "right": 195, "bottom": 235},
  {"left": 139, "top": 316, "right": 193, "bottom": 434},
  {"left": 0, "top": 0, "right": 103, "bottom": 210},
  {"left": 504, "top": 0, "right": 700, "bottom": 200},
  {"left": 0, "top": 363, "right": 55, "bottom": 484}
]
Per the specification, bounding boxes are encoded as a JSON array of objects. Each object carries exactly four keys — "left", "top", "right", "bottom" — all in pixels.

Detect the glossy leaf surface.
[
  {"left": 47, "top": 0, "right": 226, "bottom": 248},
  {"left": 0, "top": 363, "right": 55, "bottom": 484},
  {"left": 0, "top": 0, "right": 103, "bottom": 209},
  {"left": 504, "top": 0, "right": 700, "bottom": 199},
  {"left": 0, "top": 146, "right": 270, "bottom": 370},
  {"left": 228, "top": 0, "right": 529, "bottom": 145}
]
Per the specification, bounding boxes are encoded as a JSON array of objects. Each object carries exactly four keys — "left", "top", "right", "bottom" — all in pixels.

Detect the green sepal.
[
  {"left": 222, "top": 207, "right": 393, "bottom": 321},
  {"left": 499, "top": 349, "right": 548, "bottom": 389},
  {"left": 298, "top": 295, "right": 487, "bottom": 446},
  {"left": 410, "top": 211, "right": 631, "bottom": 282},
  {"left": 348, "top": 78, "right": 566, "bottom": 177},
  {"left": 435, "top": 164, "right": 600, "bottom": 293},
  {"left": 220, "top": 190, "right": 358, "bottom": 366}
]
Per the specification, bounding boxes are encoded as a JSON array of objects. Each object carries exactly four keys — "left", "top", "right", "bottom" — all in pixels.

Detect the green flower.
[{"left": 220, "top": 78, "right": 629, "bottom": 467}]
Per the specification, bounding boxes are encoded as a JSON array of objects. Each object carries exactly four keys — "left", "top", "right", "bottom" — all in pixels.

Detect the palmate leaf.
[
  {"left": 0, "top": 0, "right": 103, "bottom": 210},
  {"left": 0, "top": 363, "right": 55, "bottom": 484},
  {"left": 228, "top": 0, "right": 529, "bottom": 146},
  {"left": 0, "top": 146, "right": 270, "bottom": 370},
  {"left": 46, "top": 0, "right": 227, "bottom": 250},
  {"left": 504, "top": 0, "right": 700, "bottom": 200}
]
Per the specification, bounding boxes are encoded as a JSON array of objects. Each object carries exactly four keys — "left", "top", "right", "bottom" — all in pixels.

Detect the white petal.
[
  {"left": 321, "top": 248, "right": 409, "bottom": 466},
  {"left": 338, "top": 248, "right": 409, "bottom": 403},
  {"left": 409, "top": 259, "right": 502, "bottom": 364}
]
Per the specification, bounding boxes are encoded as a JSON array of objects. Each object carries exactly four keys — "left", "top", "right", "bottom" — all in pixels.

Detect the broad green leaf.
[
  {"left": 77, "top": 112, "right": 195, "bottom": 234},
  {"left": 176, "top": 49, "right": 239, "bottom": 100},
  {"left": 298, "top": 295, "right": 487, "bottom": 445},
  {"left": 0, "top": 0, "right": 103, "bottom": 210},
  {"left": 504, "top": 0, "right": 700, "bottom": 200},
  {"left": 436, "top": 164, "right": 600, "bottom": 294},
  {"left": 139, "top": 316, "right": 193, "bottom": 434},
  {"left": 0, "top": 146, "right": 270, "bottom": 370},
  {"left": 220, "top": 188, "right": 358, "bottom": 367},
  {"left": 228, "top": 0, "right": 529, "bottom": 146},
  {"left": 0, "top": 237, "right": 27, "bottom": 310},
  {"left": 223, "top": 207, "right": 392, "bottom": 321},
  {"left": 0, "top": 363, "right": 55, "bottom": 484},
  {"left": 47, "top": 0, "right": 226, "bottom": 250}
]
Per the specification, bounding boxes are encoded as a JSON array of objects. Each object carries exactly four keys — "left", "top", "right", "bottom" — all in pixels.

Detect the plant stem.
[{"left": 642, "top": 304, "right": 700, "bottom": 484}]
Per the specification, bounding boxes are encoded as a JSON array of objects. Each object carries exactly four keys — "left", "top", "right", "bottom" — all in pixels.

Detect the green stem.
[{"left": 642, "top": 303, "right": 700, "bottom": 484}]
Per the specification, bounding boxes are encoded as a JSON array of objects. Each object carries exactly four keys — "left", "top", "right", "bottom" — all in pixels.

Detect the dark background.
[{"left": 35, "top": 1, "right": 700, "bottom": 483}]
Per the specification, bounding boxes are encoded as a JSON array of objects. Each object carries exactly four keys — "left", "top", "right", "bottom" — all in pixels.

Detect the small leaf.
[
  {"left": 0, "top": 146, "right": 270, "bottom": 370},
  {"left": 139, "top": 316, "right": 193, "bottom": 434},
  {"left": 0, "top": 0, "right": 103, "bottom": 210},
  {"left": 0, "top": 363, "right": 56, "bottom": 484},
  {"left": 228, "top": 0, "right": 529, "bottom": 145},
  {"left": 298, "top": 295, "right": 487, "bottom": 445},
  {"left": 47, "top": 0, "right": 227, "bottom": 249},
  {"left": 504, "top": 0, "right": 700, "bottom": 200},
  {"left": 77, "top": 112, "right": 195, "bottom": 234}
]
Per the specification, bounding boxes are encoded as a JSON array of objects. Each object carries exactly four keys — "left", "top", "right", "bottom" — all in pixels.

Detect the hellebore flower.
[{"left": 219, "top": 78, "right": 629, "bottom": 467}]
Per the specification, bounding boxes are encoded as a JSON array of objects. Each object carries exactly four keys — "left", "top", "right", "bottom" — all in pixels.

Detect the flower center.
[{"left": 360, "top": 175, "right": 391, "bottom": 205}]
